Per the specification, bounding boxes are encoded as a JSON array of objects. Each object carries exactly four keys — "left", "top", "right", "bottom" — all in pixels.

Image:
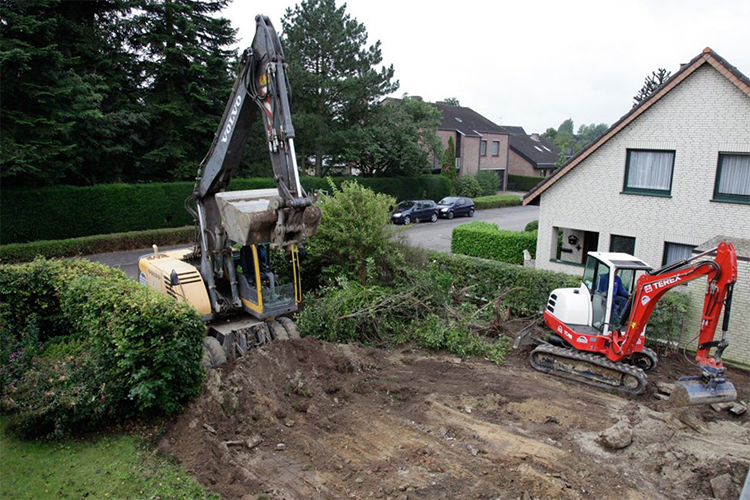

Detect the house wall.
[
  {"left": 478, "top": 133, "right": 509, "bottom": 171},
  {"left": 533, "top": 64, "right": 750, "bottom": 363},
  {"left": 508, "top": 149, "right": 537, "bottom": 176}
]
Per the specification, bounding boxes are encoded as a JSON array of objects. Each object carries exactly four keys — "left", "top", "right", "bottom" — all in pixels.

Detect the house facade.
[
  {"left": 434, "top": 102, "right": 525, "bottom": 190},
  {"left": 523, "top": 48, "right": 750, "bottom": 365},
  {"left": 508, "top": 133, "right": 560, "bottom": 178}
]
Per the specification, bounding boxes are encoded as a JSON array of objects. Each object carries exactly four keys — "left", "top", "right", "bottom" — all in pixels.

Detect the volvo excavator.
[
  {"left": 517, "top": 242, "right": 739, "bottom": 406},
  {"left": 138, "top": 15, "right": 321, "bottom": 367}
]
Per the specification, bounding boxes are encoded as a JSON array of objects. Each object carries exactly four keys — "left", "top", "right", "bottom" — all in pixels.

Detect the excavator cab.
[{"left": 235, "top": 243, "right": 301, "bottom": 319}]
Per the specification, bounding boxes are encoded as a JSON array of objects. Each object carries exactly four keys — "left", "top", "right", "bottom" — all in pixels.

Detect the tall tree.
[
  {"left": 340, "top": 97, "right": 441, "bottom": 176},
  {"left": 0, "top": 0, "right": 144, "bottom": 186},
  {"left": 282, "top": 0, "right": 398, "bottom": 176},
  {"left": 633, "top": 68, "right": 671, "bottom": 107},
  {"left": 442, "top": 97, "right": 460, "bottom": 106},
  {"left": 443, "top": 136, "right": 456, "bottom": 184},
  {"left": 129, "top": 0, "right": 237, "bottom": 181}
]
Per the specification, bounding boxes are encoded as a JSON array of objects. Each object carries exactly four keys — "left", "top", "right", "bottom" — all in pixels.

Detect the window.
[
  {"left": 663, "top": 242, "right": 695, "bottom": 265},
  {"left": 480, "top": 140, "right": 487, "bottom": 156},
  {"left": 623, "top": 149, "right": 675, "bottom": 195},
  {"left": 714, "top": 153, "right": 750, "bottom": 203},
  {"left": 610, "top": 235, "right": 636, "bottom": 255},
  {"left": 491, "top": 140, "right": 500, "bottom": 156}
]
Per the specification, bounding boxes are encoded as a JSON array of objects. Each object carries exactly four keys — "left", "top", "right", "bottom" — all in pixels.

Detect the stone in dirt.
[
  {"left": 728, "top": 402, "right": 747, "bottom": 416},
  {"left": 709, "top": 473, "right": 737, "bottom": 500},
  {"left": 656, "top": 382, "right": 674, "bottom": 395},
  {"left": 246, "top": 435, "right": 263, "bottom": 449},
  {"left": 599, "top": 420, "right": 632, "bottom": 450}
]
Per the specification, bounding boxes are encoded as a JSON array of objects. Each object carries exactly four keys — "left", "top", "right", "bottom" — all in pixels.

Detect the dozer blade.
[{"left": 668, "top": 376, "right": 737, "bottom": 407}]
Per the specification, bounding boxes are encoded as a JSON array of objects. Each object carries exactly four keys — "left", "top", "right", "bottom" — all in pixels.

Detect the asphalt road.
[
  {"left": 88, "top": 205, "right": 539, "bottom": 279},
  {"left": 399, "top": 205, "right": 539, "bottom": 252}
]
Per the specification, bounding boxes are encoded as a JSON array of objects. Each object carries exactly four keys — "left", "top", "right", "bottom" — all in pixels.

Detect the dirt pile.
[{"left": 160, "top": 338, "right": 750, "bottom": 500}]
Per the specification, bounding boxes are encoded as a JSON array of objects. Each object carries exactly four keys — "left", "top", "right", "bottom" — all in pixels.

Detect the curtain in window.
[
  {"left": 627, "top": 151, "right": 673, "bottom": 190},
  {"left": 665, "top": 243, "right": 694, "bottom": 265},
  {"left": 718, "top": 154, "right": 750, "bottom": 196}
]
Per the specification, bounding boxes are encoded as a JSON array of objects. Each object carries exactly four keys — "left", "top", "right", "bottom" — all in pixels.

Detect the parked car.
[
  {"left": 437, "top": 197, "right": 475, "bottom": 219},
  {"left": 390, "top": 200, "right": 438, "bottom": 224}
]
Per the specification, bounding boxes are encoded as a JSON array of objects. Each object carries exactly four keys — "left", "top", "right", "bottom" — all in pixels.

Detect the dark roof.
[
  {"left": 509, "top": 134, "right": 560, "bottom": 168},
  {"left": 522, "top": 47, "right": 750, "bottom": 206},
  {"left": 694, "top": 236, "right": 750, "bottom": 259},
  {"left": 434, "top": 102, "right": 522, "bottom": 137}
]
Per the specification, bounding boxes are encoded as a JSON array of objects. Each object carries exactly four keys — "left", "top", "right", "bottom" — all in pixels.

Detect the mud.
[{"left": 161, "top": 338, "right": 750, "bottom": 500}]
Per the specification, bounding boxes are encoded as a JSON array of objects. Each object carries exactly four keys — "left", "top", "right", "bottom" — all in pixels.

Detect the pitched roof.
[
  {"left": 435, "top": 102, "right": 523, "bottom": 137},
  {"left": 509, "top": 134, "right": 560, "bottom": 168},
  {"left": 522, "top": 48, "right": 750, "bottom": 206}
]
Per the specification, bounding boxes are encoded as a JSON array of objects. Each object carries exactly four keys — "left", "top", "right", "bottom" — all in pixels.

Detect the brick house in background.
[
  {"left": 508, "top": 133, "right": 560, "bottom": 178},
  {"left": 433, "top": 102, "right": 524, "bottom": 190},
  {"left": 523, "top": 48, "right": 750, "bottom": 365}
]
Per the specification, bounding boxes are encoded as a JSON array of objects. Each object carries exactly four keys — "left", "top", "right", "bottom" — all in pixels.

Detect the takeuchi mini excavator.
[
  {"left": 522, "top": 242, "right": 738, "bottom": 406},
  {"left": 138, "top": 16, "right": 321, "bottom": 366}
]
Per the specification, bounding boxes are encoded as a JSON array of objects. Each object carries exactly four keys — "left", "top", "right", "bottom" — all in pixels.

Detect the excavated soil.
[{"left": 161, "top": 338, "right": 750, "bottom": 500}]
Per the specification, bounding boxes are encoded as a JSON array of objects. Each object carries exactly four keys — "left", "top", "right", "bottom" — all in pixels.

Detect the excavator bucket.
[{"left": 668, "top": 375, "right": 737, "bottom": 406}]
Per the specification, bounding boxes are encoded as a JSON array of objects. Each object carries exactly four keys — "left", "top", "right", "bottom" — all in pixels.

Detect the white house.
[{"left": 522, "top": 48, "right": 750, "bottom": 365}]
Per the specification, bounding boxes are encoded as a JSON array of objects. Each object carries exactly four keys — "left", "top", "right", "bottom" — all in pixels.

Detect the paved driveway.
[
  {"left": 89, "top": 205, "right": 539, "bottom": 278},
  {"left": 398, "top": 205, "right": 539, "bottom": 252}
]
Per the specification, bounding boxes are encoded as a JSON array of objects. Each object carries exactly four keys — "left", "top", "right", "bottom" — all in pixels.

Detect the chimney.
[{"left": 531, "top": 133, "right": 540, "bottom": 141}]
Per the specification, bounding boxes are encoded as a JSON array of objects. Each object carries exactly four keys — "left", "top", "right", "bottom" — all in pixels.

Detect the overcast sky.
[{"left": 222, "top": 0, "right": 750, "bottom": 134}]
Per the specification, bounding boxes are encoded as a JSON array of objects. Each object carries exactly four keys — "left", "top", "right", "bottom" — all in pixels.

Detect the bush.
[
  {"left": 454, "top": 176, "right": 482, "bottom": 198},
  {"left": 507, "top": 174, "right": 545, "bottom": 192},
  {"left": 646, "top": 291, "right": 691, "bottom": 352},
  {"left": 305, "top": 180, "right": 400, "bottom": 286},
  {"left": 1, "top": 175, "right": 450, "bottom": 244},
  {"left": 476, "top": 171, "right": 499, "bottom": 196},
  {"left": 524, "top": 220, "right": 539, "bottom": 232},
  {"left": 0, "top": 226, "right": 194, "bottom": 264},
  {"left": 452, "top": 222, "right": 537, "bottom": 265},
  {"left": 473, "top": 194, "right": 521, "bottom": 210},
  {"left": 0, "top": 259, "right": 205, "bottom": 438},
  {"left": 428, "top": 251, "right": 580, "bottom": 317}
]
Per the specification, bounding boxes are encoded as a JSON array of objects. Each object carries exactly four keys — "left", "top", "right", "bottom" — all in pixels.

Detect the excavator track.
[{"left": 530, "top": 343, "right": 648, "bottom": 395}]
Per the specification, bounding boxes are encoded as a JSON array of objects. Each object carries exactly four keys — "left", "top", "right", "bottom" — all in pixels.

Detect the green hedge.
[
  {"left": 0, "top": 259, "right": 206, "bottom": 438},
  {"left": 0, "top": 226, "right": 194, "bottom": 264},
  {"left": 452, "top": 222, "right": 537, "bottom": 265},
  {"left": 1, "top": 175, "right": 450, "bottom": 244},
  {"left": 507, "top": 174, "right": 545, "bottom": 192},
  {"left": 473, "top": 194, "right": 521, "bottom": 210},
  {"left": 429, "top": 251, "right": 580, "bottom": 317}
]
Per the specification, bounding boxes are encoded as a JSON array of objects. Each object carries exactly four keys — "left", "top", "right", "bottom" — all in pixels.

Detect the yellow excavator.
[{"left": 138, "top": 15, "right": 321, "bottom": 368}]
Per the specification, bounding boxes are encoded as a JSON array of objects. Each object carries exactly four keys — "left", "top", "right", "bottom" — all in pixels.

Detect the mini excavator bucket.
[{"left": 668, "top": 368, "right": 737, "bottom": 406}]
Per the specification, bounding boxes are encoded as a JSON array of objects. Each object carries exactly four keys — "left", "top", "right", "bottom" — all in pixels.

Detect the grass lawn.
[{"left": 0, "top": 419, "right": 218, "bottom": 500}]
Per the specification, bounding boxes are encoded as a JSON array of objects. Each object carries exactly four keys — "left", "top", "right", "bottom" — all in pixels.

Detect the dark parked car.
[
  {"left": 390, "top": 199, "right": 438, "bottom": 224},
  {"left": 437, "top": 197, "right": 475, "bottom": 219}
]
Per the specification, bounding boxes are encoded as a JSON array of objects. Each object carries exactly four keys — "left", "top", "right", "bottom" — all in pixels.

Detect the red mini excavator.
[{"left": 520, "top": 241, "right": 738, "bottom": 406}]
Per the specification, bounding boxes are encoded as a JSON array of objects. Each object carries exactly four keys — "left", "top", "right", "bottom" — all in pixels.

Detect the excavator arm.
[{"left": 611, "top": 242, "right": 738, "bottom": 404}]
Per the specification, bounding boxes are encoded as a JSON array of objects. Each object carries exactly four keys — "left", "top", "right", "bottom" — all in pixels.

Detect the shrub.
[
  {"left": 428, "top": 251, "right": 579, "bottom": 317},
  {"left": 646, "top": 291, "right": 691, "bottom": 353},
  {"left": 476, "top": 171, "right": 499, "bottom": 196},
  {"left": 0, "top": 259, "right": 205, "bottom": 438},
  {"left": 305, "top": 180, "right": 399, "bottom": 286},
  {"left": 507, "top": 174, "right": 545, "bottom": 192},
  {"left": 524, "top": 220, "right": 539, "bottom": 232},
  {"left": 0, "top": 226, "right": 194, "bottom": 264},
  {"left": 1, "top": 176, "right": 450, "bottom": 244},
  {"left": 452, "top": 222, "right": 537, "bottom": 265},
  {"left": 473, "top": 194, "right": 521, "bottom": 210},
  {"left": 454, "top": 176, "right": 482, "bottom": 198}
]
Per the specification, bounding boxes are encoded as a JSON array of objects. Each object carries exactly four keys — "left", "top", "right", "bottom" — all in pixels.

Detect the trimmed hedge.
[
  {"left": 473, "top": 194, "right": 521, "bottom": 210},
  {"left": 0, "top": 226, "right": 194, "bottom": 264},
  {"left": 0, "top": 259, "right": 206, "bottom": 438},
  {"left": 507, "top": 174, "right": 545, "bottom": 192},
  {"left": 428, "top": 251, "right": 579, "bottom": 317},
  {"left": 1, "top": 175, "right": 450, "bottom": 244},
  {"left": 452, "top": 222, "right": 537, "bottom": 265}
]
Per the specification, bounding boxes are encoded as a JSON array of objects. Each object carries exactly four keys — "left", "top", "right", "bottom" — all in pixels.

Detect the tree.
[
  {"left": 633, "top": 68, "right": 671, "bottom": 107},
  {"left": 443, "top": 136, "right": 456, "bottom": 185},
  {"left": 282, "top": 0, "right": 398, "bottom": 176},
  {"left": 129, "top": 0, "right": 237, "bottom": 181},
  {"left": 0, "top": 0, "right": 145, "bottom": 186},
  {"left": 443, "top": 97, "right": 460, "bottom": 106},
  {"left": 576, "top": 123, "right": 608, "bottom": 146},
  {"left": 340, "top": 96, "right": 442, "bottom": 176}
]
